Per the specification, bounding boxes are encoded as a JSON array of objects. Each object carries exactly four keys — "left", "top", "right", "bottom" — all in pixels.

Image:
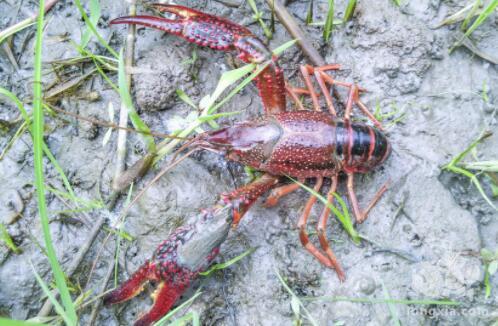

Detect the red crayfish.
[{"left": 104, "top": 4, "right": 391, "bottom": 325}]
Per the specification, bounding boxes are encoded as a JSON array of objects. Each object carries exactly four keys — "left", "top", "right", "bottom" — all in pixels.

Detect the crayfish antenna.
[{"left": 170, "top": 135, "right": 203, "bottom": 164}]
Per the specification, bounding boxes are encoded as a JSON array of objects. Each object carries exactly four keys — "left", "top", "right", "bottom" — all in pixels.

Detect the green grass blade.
[
  {"left": 207, "top": 40, "right": 296, "bottom": 114},
  {"left": 276, "top": 270, "right": 319, "bottom": 326},
  {"left": 197, "top": 111, "right": 242, "bottom": 122},
  {"left": 176, "top": 89, "right": 198, "bottom": 110},
  {"left": 74, "top": 0, "right": 118, "bottom": 57},
  {"left": 0, "top": 317, "right": 46, "bottom": 326},
  {"left": 0, "top": 88, "right": 29, "bottom": 120},
  {"left": 381, "top": 280, "right": 401, "bottom": 326},
  {"left": 343, "top": 0, "right": 357, "bottom": 22},
  {"left": 33, "top": 0, "right": 77, "bottom": 323},
  {"left": 323, "top": 0, "right": 335, "bottom": 42},
  {"left": 306, "top": 0, "right": 314, "bottom": 25},
  {"left": 71, "top": 41, "right": 119, "bottom": 92},
  {"left": 470, "top": 174, "right": 497, "bottom": 210},
  {"left": 462, "top": 160, "right": 498, "bottom": 172},
  {"left": 0, "top": 223, "right": 22, "bottom": 254},
  {"left": 0, "top": 89, "right": 78, "bottom": 200},
  {"left": 273, "top": 39, "right": 298, "bottom": 56},
  {"left": 247, "top": 0, "right": 273, "bottom": 39},
  {"left": 0, "top": 21, "right": 35, "bottom": 46},
  {"left": 442, "top": 131, "right": 497, "bottom": 211},
  {"left": 80, "top": 0, "right": 101, "bottom": 48},
  {"left": 201, "top": 64, "right": 256, "bottom": 110},
  {"left": 200, "top": 248, "right": 256, "bottom": 276},
  {"left": 436, "top": 2, "right": 476, "bottom": 27},
  {"left": 167, "top": 312, "right": 200, "bottom": 326},
  {"left": 484, "top": 267, "right": 491, "bottom": 298},
  {"left": 461, "top": 0, "right": 482, "bottom": 31},
  {"left": 331, "top": 192, "right": 360, "bottom": 243},
  {"left": 118, "top": 49, "right": 156, "bottom": 153},
  {"left": 463, "top": 0, "right": 498, "bottom": 38},
  {"left": 31, "top": 264, "right": 72, "bottom": 326}
]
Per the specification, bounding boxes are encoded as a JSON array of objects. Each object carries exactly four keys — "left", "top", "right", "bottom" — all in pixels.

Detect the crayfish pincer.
[
  {"left": 104, "top": 175, "right": 277, "bottom": 326},
  {"left": 103, "top": 206, "right": 232, "bottom": 326},
  {"left": 108, "top": 3, "right": 391, "bottom": 324}
]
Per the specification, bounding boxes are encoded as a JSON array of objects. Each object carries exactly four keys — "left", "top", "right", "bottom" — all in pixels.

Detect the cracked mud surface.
[{"left": 0, "top": 0, "right": 497, "bottom": 325}]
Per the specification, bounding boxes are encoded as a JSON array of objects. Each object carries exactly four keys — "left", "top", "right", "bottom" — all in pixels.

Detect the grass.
[
  {"left": 153, "top": 291, "right": 202, "bottom": 326},
  {"left": 323, "top": 0, "right": 335, "bottom": 42},
  {"left": 199, "top": 247, "right": 256, "bottom": 276},
  {"left": 442, "top": 131, "right": 497, "bottom": 211},
  {"left": 461, "top": 0, "right": 498, "bottom": 39},
  {"left": 113, "top": 184, "right": 134, "bottom": 287},
  {"left": 74, "top": 0, "right": 118, "bottom": 58},
  {"left": 0, "top": 318, "right": 46, "bottom": 326},
  {"left": 118, "top": 48, "right": 156, "bottom": 153},
  {"left": 32, "top": 0, "right": 77, "bottom": 323},
  {"left": 31, "top": 262, "right": 74, "bottom": 325},
  {"left": 274, "top": 255, "right": 454, "bottom": 325},
  {"left": 461, "top": 0, "right": 483, "bottom": 31},
  {"left": 381, "top": 281, "right": 401, "bottom": 326},
  {"left": 80, "top": 0, "right": 101, "bottom": 49},
  {"left": 276, "top": 270, "right": 319, "bottom": 326},
  {"left": 0, "top": 21, "right": 35, "bottom": 47},
  {"left": 306, "top": 0, "right": 314, "bottom": 25},
  {"left": 0, "top": 120, "right": 28, "bottom": 160},
  {"left": 343, "top": 0, "right": 357, "bottom": 22},
  {"left": 373, "top": 101, "right": 406, "bottom": 128},
  {"left": 0, "top": 89, "right": 78, "bottom": 204},
  {"left": 440, "top": 0, "right": 498, "bottom": 51},
  {"left": 480, "top": 248, "right": 498, "bottom": 298},
  {"left": 0, "top": 223, "right": 22, "bottom": 254},
  {"left": 247, "top": 0, "right": 273, "bottom": 39}
]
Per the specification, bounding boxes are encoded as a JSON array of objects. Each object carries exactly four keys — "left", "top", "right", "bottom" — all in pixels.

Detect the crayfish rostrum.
[{"left": 105, "top": 4, "right": 391, "bottom": 325}]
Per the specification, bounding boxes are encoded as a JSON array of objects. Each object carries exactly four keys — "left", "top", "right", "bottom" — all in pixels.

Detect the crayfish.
[{"left": 104, "top": 4, "right": 391, "bottom": 325}]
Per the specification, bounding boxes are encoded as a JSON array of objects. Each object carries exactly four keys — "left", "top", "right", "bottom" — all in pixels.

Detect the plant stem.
[
  {"left": 113, "top": 1, "right": 137, "bottom": 191},
  {"left": 265, "top": 0, "right": 325, "bottom": 66}
]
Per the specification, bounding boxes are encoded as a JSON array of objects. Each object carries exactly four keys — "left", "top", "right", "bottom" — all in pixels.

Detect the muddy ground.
[{"left": 1, "top": 0, "right": 498, "bottom": 325}]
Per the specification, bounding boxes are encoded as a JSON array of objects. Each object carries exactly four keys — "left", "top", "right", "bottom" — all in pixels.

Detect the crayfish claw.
[
  {"left": 111, "top": 6, "right": 287, "bottom": 113},
  {"left": 133, "top": 281, "right": 185, "bottom": 326},
  {"left": 103, "top": 261, "right": 154, "bottom": 306},
  {"left": 104, "top": 208, "right": 232, "bottom": 326},
  {"left": 150, "top": 3, "right": 202, "bottom": 18},
  {"left": 110, "top": 15, "right": 183, "bottom": 36}
]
